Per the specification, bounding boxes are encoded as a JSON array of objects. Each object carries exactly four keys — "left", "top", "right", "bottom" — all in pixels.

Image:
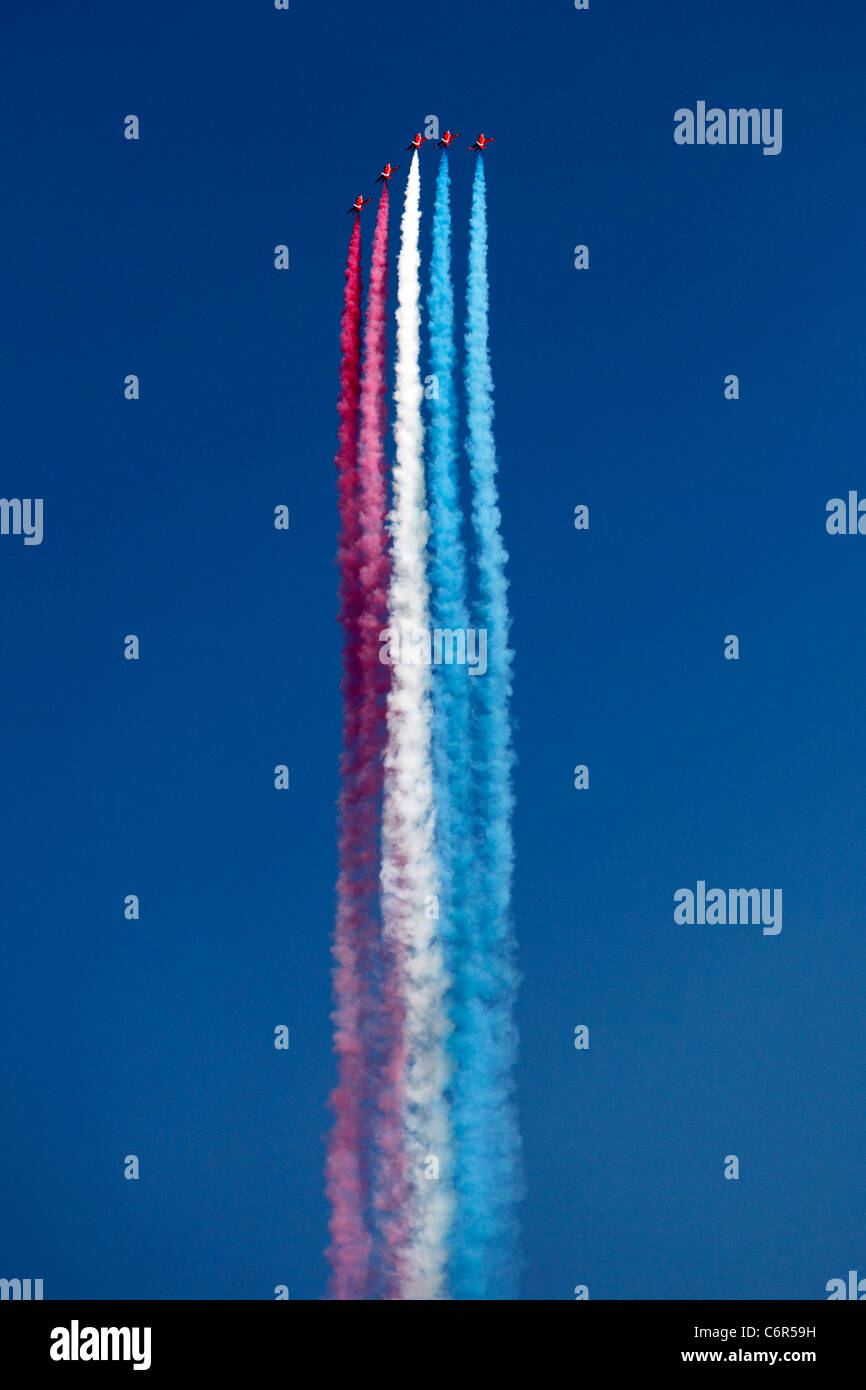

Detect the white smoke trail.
[{"left": 380, "top": 150, "right": 453, "bottom": 1300}]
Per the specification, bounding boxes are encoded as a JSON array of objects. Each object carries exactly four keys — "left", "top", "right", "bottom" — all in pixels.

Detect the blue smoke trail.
[
  {"left": 427, "top": 155, "right": 469, "bottom": 935},
  {"left": 458, "top": 157, "right": 521, "bottom": 1299},
  {"left": 425, "top": 154, "right": 474, "bottom": 1292}
]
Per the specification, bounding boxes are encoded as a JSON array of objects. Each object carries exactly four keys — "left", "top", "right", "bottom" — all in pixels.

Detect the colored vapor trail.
[
  {"left": 427, "top": 152, "right": 470, "bottom": 889},
  {"left": 355, "top": 186, "right": 410, "bottom": 1284},
  {"left": 326, "top": 214, "right": 373, "bottom": 1301},
  {"left": 379, "top": 150, "right": 453, "bottom": 1300},
  {"left": 327, "top": 142, "right": 517, "bottom": 1300},
  {"left": 460, "top": 157, "right": 521, "bottom": 1300},
  {"left": 425, "top": 153, "right": 476, "bottom": 1295}
]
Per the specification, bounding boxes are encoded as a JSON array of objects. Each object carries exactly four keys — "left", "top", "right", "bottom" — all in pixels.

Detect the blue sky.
[{"left": 1, "top": 0, "right": 865, "bottom": 1299}]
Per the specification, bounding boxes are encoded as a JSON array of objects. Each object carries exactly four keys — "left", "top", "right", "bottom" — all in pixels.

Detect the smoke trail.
[
  {"left": 460, "top": 157, "right": 521, "bottom": 1300},
  {"left": 326, "top": 214, "right": 373, "bottom": 1300},
  {"left": 352, "top": 187, "right": 411, "bottom": 1286},
  {"left": 378, "top": 150, "right": 453, "bottom": 1299},
  {"left": 427, "top": 152, "right": 470, "bottom": 859},
  {"left": 425, "top": 154, "right": 476, "bottom": 1293}
]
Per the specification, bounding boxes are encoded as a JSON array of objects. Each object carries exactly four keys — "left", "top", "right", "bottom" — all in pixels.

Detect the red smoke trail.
[
  {"left": 327, "top": 189, "right": 404, "bottom": 1299},
  {"left": 356, "top": 187, "right": 410, "bottom": 1297},
  {"left": 326, "top": 214, "right": 372, "bottom": 1300}
]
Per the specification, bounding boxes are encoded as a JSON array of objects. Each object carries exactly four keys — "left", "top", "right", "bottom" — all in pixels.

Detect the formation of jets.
[{"left": 346, "top": 130, "right": 495, "bottom": 213}]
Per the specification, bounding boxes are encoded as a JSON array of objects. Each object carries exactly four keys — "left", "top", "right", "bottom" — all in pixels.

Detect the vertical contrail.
[
  {"left": 461, "top": 157, "right": 521, "bottom": 1300},
  {"left": 353, "top": 186, "right": 411, "bottom": 1290},
  {"left": 328, "top": 155, "right": 517, "bottom": 1301},
  {"left": 427, "top": 151, "right": 470, "bottom": 864},
  {"left": 326, "top": 214, "right": 372, "bottom": 1300},
  {"left": 378, "top": 149, "right": 453, "bottom": 1300},
  {"left": 426, "top": 152, "right": 475, "bottom": 1295}
]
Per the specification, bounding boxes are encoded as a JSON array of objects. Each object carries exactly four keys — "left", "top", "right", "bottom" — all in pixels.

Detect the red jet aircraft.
[
  {"left": 347, "top": 195, "right": 372, "bottom": 215},
  {"left": 435, "top": 130, "right": 461, "bottom": 148},
  {"left": 468, "top": 133, "right": 495, "bottom": 151},
  {"left": 375, "top": 162, "right": 400, "bottom": 182},
  {"left": 405, "top": 133, "right": 427, "bottom": 150}
]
